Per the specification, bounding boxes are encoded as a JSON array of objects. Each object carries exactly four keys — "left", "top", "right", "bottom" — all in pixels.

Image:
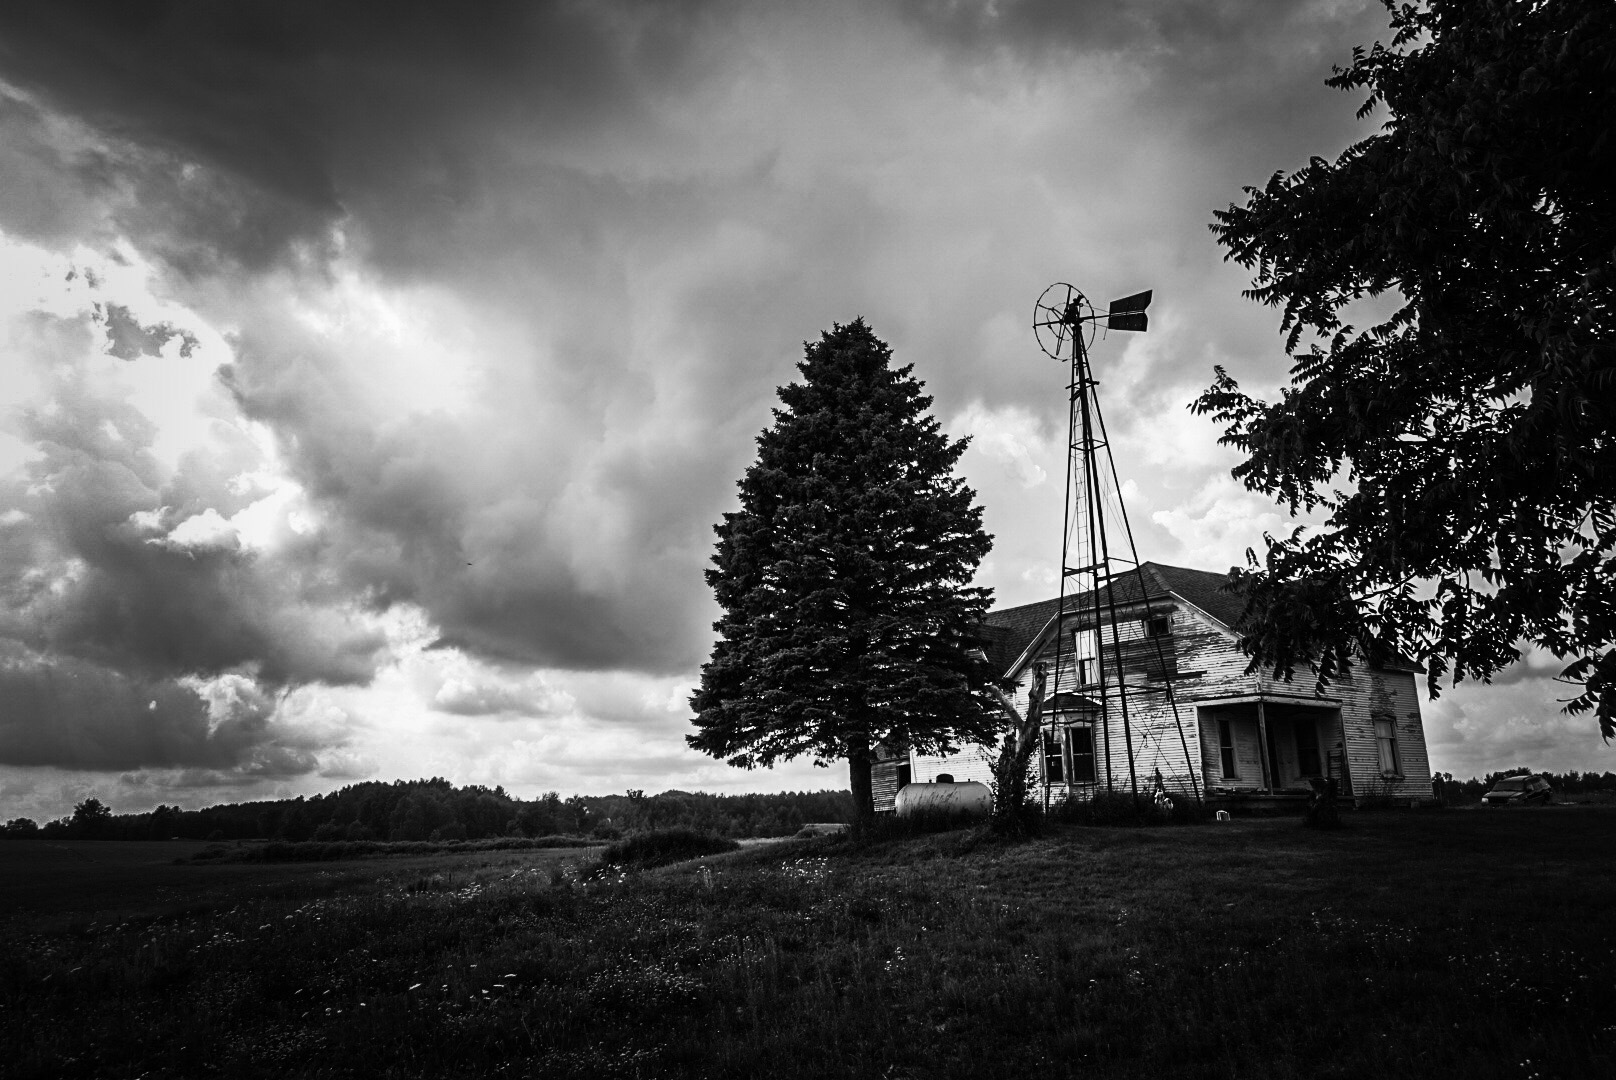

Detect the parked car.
[{"left": 1481, "top": 774, "right": 1553, "bottom": 806}]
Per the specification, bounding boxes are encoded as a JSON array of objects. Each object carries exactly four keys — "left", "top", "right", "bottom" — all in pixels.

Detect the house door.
[{"left": 1295, "top": 720, "right": 1322, "bottom": 777}]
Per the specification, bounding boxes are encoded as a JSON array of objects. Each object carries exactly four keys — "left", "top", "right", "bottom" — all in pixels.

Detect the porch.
[{"left": 1197, "top": 697, "right": 1353, "bottom": 798}]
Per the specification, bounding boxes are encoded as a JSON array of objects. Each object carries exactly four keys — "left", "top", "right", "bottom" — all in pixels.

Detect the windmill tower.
[{"left": 1031, "top": 284, "right": 1201, "bottom": 809}]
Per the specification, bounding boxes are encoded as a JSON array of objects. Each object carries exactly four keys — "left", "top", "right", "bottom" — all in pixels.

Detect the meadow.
[{"left": 4, "top": 809, "right": 1614, "bottom": 1079}]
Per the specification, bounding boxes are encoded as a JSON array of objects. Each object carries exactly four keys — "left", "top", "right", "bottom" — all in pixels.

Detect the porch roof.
[{"left": 1189, "top": 693, "right": 1344, "bottom": 708}]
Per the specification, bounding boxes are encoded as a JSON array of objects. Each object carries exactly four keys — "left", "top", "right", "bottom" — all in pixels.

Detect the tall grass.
[
  {"left": 188, "top": 834, "right": 598, "bottom": 864},
  {"left": 4, "top": 812, "right": 1614, "bottom": 1078},
  {"left": 596, "top": 828, "right": 738, "bottom": 869}
]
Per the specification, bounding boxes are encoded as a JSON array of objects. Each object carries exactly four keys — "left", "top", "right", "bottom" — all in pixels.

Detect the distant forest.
[
  {"left": 6, "top": 768, "right": 1616, "bottom": 841},
  {"left": 3, "top": 780, "right": 854, "bottom": 842},
  {"left": 1434, "top": 768, "right": 1616, "bottom": 805}
]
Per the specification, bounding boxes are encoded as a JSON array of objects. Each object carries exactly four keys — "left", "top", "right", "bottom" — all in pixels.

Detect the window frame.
[
  {"left": 1042, "top": 730, "right": 1065, "bottom": 784},
  {"left": 1373, "top": 715, "right": 1402, "bottom": 777},
  {"left": 1066, "top": 723, "right": 1098, "bottom": 784},
  {"left": 1073, "top": 628, "right": 1098, "bottom": 686}
]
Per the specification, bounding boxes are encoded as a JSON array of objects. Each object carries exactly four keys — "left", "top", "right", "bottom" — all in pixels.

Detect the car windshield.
[{"left": 1494, "top": 778, "right": 1526, "bottom": 791}]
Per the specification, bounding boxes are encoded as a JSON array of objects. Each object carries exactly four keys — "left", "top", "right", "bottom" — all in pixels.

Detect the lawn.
[{"left": 3, "top": 810, "right": 1613, "bottom": 1078}]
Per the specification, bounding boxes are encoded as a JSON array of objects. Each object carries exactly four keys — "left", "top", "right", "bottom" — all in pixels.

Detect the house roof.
[
  {"left": 982, "top": 561, "right": 1422, "bottom": 678},
  {"left": 982, "top": 562, "right": 1231, "bottom": 678}
]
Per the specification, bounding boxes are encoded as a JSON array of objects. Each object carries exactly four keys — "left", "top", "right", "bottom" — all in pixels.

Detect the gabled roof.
[
  {"left": 982, "top": 561, "right": 1422, "bottom": 679},
  {"left": 983, "top": 562, "right": 1234, "bottom": 679}
]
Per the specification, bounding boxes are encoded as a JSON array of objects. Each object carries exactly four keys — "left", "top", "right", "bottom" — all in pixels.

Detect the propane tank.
[{"left": 892, "top": 778, "right": 992, "bottom": 819}]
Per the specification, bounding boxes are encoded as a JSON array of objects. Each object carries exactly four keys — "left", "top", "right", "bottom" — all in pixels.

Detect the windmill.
[{"left": 1031, "top": 283, "right": 1201, "bottom": 809}]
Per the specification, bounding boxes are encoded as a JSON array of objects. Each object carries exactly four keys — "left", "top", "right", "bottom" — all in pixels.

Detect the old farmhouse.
[{"left": 875, "top": 562, "right": 1435, "bottom": 812}]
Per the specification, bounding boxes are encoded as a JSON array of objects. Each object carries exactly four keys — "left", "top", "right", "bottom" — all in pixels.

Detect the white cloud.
[
  {"left": 1423, "top": 673, "right": 1615, "bottom": 780},
  {"left": 162, "top": 508, "right": 241, "bottom": 553},
  {"left": 950, "top": 400, "right": 1052, "bottom": 489},
  {"left": 1149, "top": 473, "right": 1322, "bottom": 572}
]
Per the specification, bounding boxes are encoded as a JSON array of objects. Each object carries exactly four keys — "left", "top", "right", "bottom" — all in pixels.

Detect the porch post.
[{"left": 1256, "top": 698, "right": 1272, "bottom": 794}]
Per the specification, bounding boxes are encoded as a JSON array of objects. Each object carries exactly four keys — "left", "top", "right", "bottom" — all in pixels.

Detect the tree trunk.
[
  {"left": 848, "top": 743, "right": 875, "bottom": 829},
  {"left": 991, "top": 663, "right": 1048, "bottom": 834}
]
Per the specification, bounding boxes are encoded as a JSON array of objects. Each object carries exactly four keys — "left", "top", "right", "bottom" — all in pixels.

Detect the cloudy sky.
[{"left": 0, "top": 0, "right": 1606, "bottom": 823}]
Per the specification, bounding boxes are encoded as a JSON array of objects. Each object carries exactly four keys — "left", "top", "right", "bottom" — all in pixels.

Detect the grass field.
[{"left": 4, "top": 810, "right": 1614, "bottom": 1078}]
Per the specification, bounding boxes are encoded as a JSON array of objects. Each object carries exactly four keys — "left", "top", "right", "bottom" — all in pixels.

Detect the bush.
[
  {"left": 1051, "top": 790, "right": 1208, "bottom": 827},
  {"left": 989, "top": 795, "right": 1044, "bottom": 839},
  {"left": 1301, "top": 778, "right": 1343, "bottom": 829},
  {"left": 597, "top": 828, "right": 737, "bottom": 870},
  {"left": 856, "top": 808, "right": 988, "bottom": 841}
]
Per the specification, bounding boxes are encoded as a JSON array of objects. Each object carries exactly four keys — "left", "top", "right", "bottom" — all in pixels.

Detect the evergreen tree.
[{"left": 689, "top": 319, "right": 997, "bottom": 822}]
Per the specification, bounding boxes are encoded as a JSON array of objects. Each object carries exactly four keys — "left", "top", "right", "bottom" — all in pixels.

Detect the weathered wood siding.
[
  {"left": 1197, "top": 706, "right": 1265, "bottom": 791},
  {"left": 952, "top": 603, "right": 1207, "bottom": 801},
  {"left": 1172, "top": 598, "right": 1432, "bottom": 801},
  {"left": 872, "top": 761, "right": 900, "bottom": 813},
  {"left": 911, "top": 744, "right": 994, "bottom": 786},
  {"left": 1337, "top": 667, "right": 1432, "bottom": 803},
  {"left": 871, "top": 745, "right": 912, "bottom": 813}
]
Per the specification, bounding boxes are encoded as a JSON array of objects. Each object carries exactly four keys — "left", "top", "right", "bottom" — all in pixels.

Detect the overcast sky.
[{"left": 0, "top": 0, "right": 1606, "bottom": 823}]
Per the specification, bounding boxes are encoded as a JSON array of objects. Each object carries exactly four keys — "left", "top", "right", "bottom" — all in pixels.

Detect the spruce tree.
[{"left": 689, "top": 319, "right": 997, "bottom": 822}]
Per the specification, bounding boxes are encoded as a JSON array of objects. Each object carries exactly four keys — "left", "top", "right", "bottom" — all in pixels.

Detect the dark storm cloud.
[
  {"left": 920, "top": 0, "right": 1394, "bottom": 383},
  {"left": 0, "top": 0, "right": 760, "bottom": 675},
  {"left": 0, "top": 0, "right": 731, "bottom": 266},
  {"left": 216, "top": 313, "right": 727, "bottom": 673},
  {"left": 0, "top": 647, "right": 315, "bottom": 773},
  {"left": 97, "top": 302, "right": 198, "bottom": 361},
  {"left": 0, "top": 0, "right": 1395, "bottom": 687},
  {"left": 900, "top": 0, "right": 1370, "bottom": 57}
]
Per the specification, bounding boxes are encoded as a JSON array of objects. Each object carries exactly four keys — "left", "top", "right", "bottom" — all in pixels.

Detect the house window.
[
  {"left": 1217, "top": 718, "right": 1237, "bottom": 779},
  {"left": 1145, "top": 614, "right": 1171, "bottom": 638},
  {"left": 1374, "top": 717, "right": 1401, "bottom": 776},
  {"left": 1073, "top": 629, "right": 1098, "bottom": 685},
  {"left": 1042, "top": 731, "right": 1064, "bottom": 784},
  {"left": 1067, "top": 725, "right": 1097, "bottom": 783},
  {"left": 896, "top": 764, "right": 912, "bottom": 790}
]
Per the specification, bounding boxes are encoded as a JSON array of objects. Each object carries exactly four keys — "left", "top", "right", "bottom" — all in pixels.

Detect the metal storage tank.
[{"left": 892, "top": 779, "right": 991, "bottom": 819}]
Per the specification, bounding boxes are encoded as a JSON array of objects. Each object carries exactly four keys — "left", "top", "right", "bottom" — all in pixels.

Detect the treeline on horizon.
[
  {"left": 1, "top": 779, "right": 855, "bottom": 842},
  {"left": 1434, "top": 768, "right": 1616, "bottom": 804},
  {"left": 7, "top": 768, "right": 1616, "bottom": 842}
]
